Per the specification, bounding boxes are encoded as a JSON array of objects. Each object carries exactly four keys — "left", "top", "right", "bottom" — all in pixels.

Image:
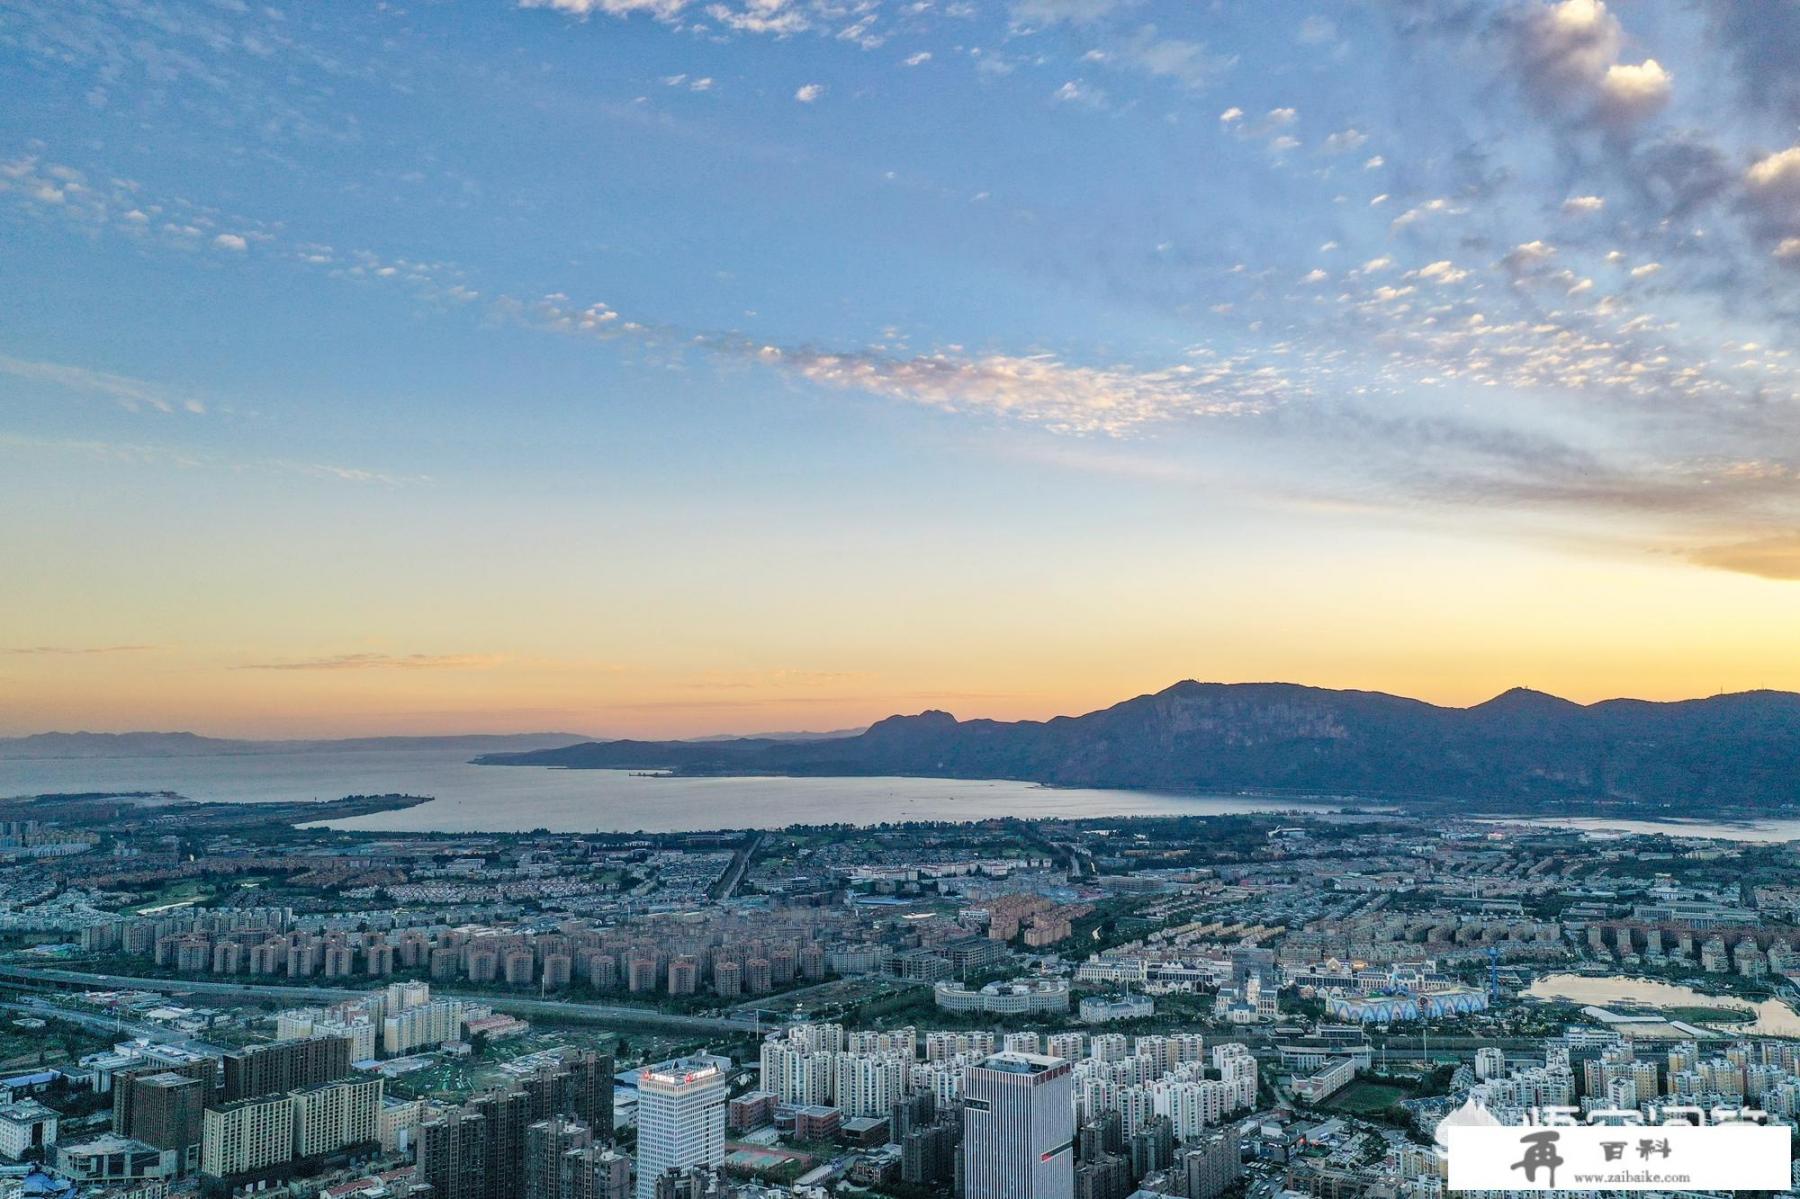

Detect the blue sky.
[{"left": 2, "top": 0, "right": 1799, "bottom": 736}]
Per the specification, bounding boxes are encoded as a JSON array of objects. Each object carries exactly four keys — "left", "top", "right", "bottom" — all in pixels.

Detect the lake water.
[
  {"left": 0, "top": 747, "right": 1338, "bottom": 833},
  {"left": 1494, "top": 815, "right": 1800, "bottom": 845},
  {"left": 1525, "top": 973, "right": 1800, "bottom": 1037}
]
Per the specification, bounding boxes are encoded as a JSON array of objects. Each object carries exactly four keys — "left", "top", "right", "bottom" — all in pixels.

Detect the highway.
[
  {"left": 0, "top": 964, "right": 751, "bottom": 1036},
  {"left": 709, "top": 831, "right": 764, "bottom": 902},
  {"left": 0, "top": 997, "right": 226, "bottom": 1057}
]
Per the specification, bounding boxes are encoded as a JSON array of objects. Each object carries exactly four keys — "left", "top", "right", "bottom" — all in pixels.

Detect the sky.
[{"left": 2, "top": 0, "right": 1799, "bottom": 739}]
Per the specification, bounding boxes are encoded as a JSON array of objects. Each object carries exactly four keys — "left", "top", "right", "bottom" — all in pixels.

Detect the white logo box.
[{"left": 1447, "top": 1124, "right": 1791, "bottom": 1191}]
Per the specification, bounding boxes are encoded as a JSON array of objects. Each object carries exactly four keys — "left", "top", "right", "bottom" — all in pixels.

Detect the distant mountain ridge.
[
  {"left": 0, "top": 726, "right": 872, "bottom": 761},
  {"left": 474, "top": 681, "right": 1800, "bottom": 812},
  {"left": 0, "top": 731, "right": 594, "bottom": 761}
]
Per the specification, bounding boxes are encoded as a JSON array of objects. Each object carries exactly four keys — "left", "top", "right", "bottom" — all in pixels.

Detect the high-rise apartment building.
[
  {"left": 383, "top": 999, "right": 466, "bottom": 1056},
  {"left": 115, "top": 1071, "right": 207, "bottom": 1174},
  {"left": 223, "top": 1036, "right": 353, "bottom": 1102},
  {"left": 525, "top": 1117, "right": 596, "bottom": 1199},
  {"left": 289, "top": 1077, "right": 383, "bottom": 1159},
  {"left": 418, "top": 1106, "right": 489, "bottom": 1199},
  {"left": 201, "top": 1095, "right": 294, "bottom": 1180}
]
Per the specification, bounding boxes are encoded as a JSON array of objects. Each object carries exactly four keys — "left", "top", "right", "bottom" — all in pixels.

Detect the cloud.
[
  {"left": 1687, "top": 533, "right": 1800, "bottom": 581},
  {"left": 1506, "top": 0, "right": 1668, "bottom": 130},
  {"left": 1777, "top": 237, "right": 1800, "bottom": 264},
  {"left": 1053, "top": 80, "right": 1105, "bottom": 107},
  {"left": 0, "top": 354, "right": 201, "bottom": 415},
  {"left": 1597, "top": 58, "right": 1671, "bottom": 124},
  {"left": 1744, "top": 146, "right": 1800, "bottom": 246},
  {"left": 1218, "top": 107, "right": 1243, "bottom": 124},
  {"left": 709, "top": 0, "right": 811, "bottom": 35},
  {"left": 212, "top": 232, "right": 248, "bottom": 251},
  {"left": 793, "top": 82, "right": 824, "bottom": 103},
  {"left": 1009, "top": 0, "right": 1137, "bottom": 27},
  {"left": 1746, "top": 146, "right": 1800, "bottom": 204},
  {"left": 1501, "top": 239, "right": 1556, "bottom": 271},
  {"left": 1510, "top": 0, "right": 1622, "bottom": 105},
  {"left": 239, "top": 653, "right": 509, "bottom": 671},
  {"left": 1103, "top": 26, "right": 1233, "bottom": 91},
  {"left": 518, "top": 0, "right": 691, "bottom": 19},
  {"left": 903, "top": 51, "right": 931, "bottom": 66},
  {"left": 755, "top": 346, "right": 1277, "bottom": 435},
  {"left": 1389, "top": 196, "right": 1466, "bottom": 229},
  {"left": 1561, "top": 194, "right": 1605, "bottom": 215},
  {"left": 3, "top": 645, "right": 153, "bottom": 657},
  {"left": 1416, "top": 260, "right": 1469, "bottom": 284},
  {"left": 1321, "top": 128, "right": 1368, "bottom": 154}
]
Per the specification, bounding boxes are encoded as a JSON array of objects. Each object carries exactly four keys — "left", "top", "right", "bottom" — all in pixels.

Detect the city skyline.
[{"left": 4, "top": 0, "right": 1800, "bottom": 737}]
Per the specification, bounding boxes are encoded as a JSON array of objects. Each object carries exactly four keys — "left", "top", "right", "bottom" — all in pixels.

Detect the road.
[
  {"left": 0, "top": 964, "right": 751, "bottom": 1036},
  {"left": 709, "top": 831, "right": 764, "bottom": 902},
  {"left": 0, "top": 997, "right": 227, "bottom": 1057}
]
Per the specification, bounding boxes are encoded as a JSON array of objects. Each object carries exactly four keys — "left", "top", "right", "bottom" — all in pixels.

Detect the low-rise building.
[
  {"left": 47, "top": 1135, "right": 178, "bottom": 1186},
  {"left": 0, "top": 1099, "right": 58, "bottom": 1161},
  {"left": 933, "top": 978, "right": 1070, "bottom": 1016}
]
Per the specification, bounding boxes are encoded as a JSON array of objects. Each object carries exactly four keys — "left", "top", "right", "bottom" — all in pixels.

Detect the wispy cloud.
[
  {"left": 238, "top": 653, "right": 510, "bottom": 672},
  {"left": 0, "top": 354, "right": 203, "bottom": 415},
  {"left": 0, "top": 433, "right": 423, "bottom": 488},
  {"left": 1686, "top": 533, "right": 1800, "bottom": 581},
  {"left": 751, "top": 346, "right": 1277, "bottom": 435},
  {"left": 3, "top": 645, "right": 153, "bottom": 657}
]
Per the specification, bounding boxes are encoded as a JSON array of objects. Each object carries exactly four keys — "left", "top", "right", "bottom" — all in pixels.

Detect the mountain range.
[{"left": 474, "top": 681, "right": 1800, "bottom": 813}]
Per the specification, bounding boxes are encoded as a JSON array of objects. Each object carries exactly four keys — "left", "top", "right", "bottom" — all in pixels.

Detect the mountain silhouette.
[{"left": 475, "top": 680, "right": 1800, "bottom": 811}]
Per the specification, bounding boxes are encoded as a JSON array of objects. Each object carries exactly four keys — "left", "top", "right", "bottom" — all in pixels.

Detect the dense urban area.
[{"left": 0, "top": 793, "right": 1795, "bottom": 1199}]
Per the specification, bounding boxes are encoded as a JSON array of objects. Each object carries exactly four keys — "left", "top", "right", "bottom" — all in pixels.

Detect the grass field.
[
  {"left": 1323, "top": 1079, "right": 1412, "bottom": 1114},
  {"left": 1666, "top": 1005, "right": 1753, "bottom": 1023}
]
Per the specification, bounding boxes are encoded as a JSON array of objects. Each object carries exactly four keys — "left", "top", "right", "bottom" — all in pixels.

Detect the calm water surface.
[
  {"left": 0, "top": 748, "right": 1338, "bottom": 833},
  {"left": 1526, "top": 973, "right": 1800, "bottom": 1037},
  {"left": 1500, "top": 816, "right": 1800, "bottom": 845}
]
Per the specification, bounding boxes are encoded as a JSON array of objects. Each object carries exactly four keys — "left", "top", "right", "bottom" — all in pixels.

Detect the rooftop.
[{"left": 977, "top": 1051, "right": 1065, "bottom": 1075}]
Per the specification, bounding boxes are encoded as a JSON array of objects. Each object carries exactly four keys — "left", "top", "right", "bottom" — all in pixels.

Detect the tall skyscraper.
[
  {"left": 634, "top": 1058, "right": 727, "bottom": 1199},
  {"left": 963, "top": 1052, "right": 1074, "bottom": 1199}
]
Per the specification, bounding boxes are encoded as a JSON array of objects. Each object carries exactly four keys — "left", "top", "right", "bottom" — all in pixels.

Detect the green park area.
[
  {"left": 1666, "top": 1005, "right": 1754, "bottom": 1023},
  {"left": 1323, "top": 1079, "right": 1415, "bottom": 1115},
  {"left": 0, "top": 1016, "right": 114, "bottom": 1072}
]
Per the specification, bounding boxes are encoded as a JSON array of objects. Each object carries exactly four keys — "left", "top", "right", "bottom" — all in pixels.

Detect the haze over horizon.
[
  {"left": 4, "top": 0, "right": 1799, "bottom": 738},
  {"left": 3, "top": 679, "right": 1794, "bottom": 745}
]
